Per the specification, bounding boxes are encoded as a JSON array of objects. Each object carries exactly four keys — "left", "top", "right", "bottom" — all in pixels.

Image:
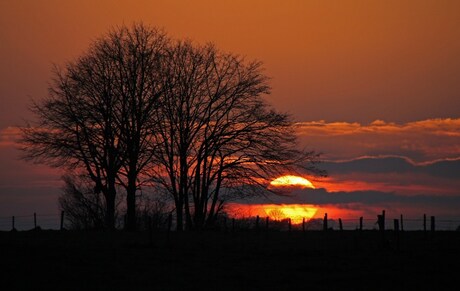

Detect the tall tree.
[
  {"left": 21, "top": 24, "right": 168, "bottom": 230},
  {"left": 108, "top": 25, "right": 167, "bottom": 231},
  {"left": 150, "top": 41, "right": 322, "bottom": 230}
]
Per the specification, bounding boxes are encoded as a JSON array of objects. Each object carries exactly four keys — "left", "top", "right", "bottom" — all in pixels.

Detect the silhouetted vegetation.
[
  {"left": 2, "top": 229, "right": 460, "bottom": 290},
  {"left": 59, "top": 174, "right": 108, "bottom": 230},
  {"left": 21, "top": 23, "right": 323, "bottom": 230},
  {"left": 149, "top": 40, "right": 322, "bottom": 231},
  {"left": 21, "top": 24, "right": 168, "bottom": 230}
]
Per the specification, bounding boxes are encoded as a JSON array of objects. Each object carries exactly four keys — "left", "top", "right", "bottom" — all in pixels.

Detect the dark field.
[{"left": 1, "top": 229, "right": 460, "bottom": 290}]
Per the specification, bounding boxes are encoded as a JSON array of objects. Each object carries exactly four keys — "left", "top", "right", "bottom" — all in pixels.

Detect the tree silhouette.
[
  {"left": 59, "top": 174, "right": 124, "bottom": 230},
  {"left": 21, "top": 24, "right": 168, "bottom": 230},
  {"left": 21, "top": 23, "right": 322, "bottom": 231},
  {"left": 149, "top": 41, "right": 322, "bottom": 230}
]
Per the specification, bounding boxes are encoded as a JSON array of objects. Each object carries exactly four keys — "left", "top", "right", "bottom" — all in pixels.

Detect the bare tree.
[
  {"left": 150, "top": 41, "right": 323, "bottom": 230},
  {"left": 21, "top": 24, "right": 168, "bottom": 230},
  {"left": 107, "top": 25, "right": 168, "bottom": 231},
  {"left": 21, "top": 24, "right": 322, "bottom": 231}
]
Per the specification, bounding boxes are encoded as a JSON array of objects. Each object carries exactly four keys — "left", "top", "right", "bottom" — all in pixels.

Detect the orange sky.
[
  {"left": 2, "top": 0, "right": 460, "bottom": 129},
  {"left": 1, "top": 1, "right": 460, "bottom": 227}
]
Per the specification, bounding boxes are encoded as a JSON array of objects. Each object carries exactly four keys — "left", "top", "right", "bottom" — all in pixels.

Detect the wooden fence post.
[
  {"left": 400, "top": 214, "right": 404, "bottom": 232},
  {"left": 394, "top": 219, "right": 400, "bottom": 249},
  {"left": 423, "top": 214, "right": 427, "bottom": 235},
  {"left": 431, "top": 216, "right": 435, "bottom": 235},
  {"left": 255, "top": 215, "right": 259, "bottom": 230},
  {"left": 377, "top": 214, "right": 385, "bottom": 242},
  {"left": 302, "top": 218, "right": 305, "bottom": 232},
  {"left": 323, "top": 213, "right": 328, "bottom": 231},
  {"left": 381, "top": 210, "right": 386, "bottom": 232},
  {"left": 288, "top": 218, "right": 292, "bottom": 232},
  {"left": 339, "top": 218, "right": 343, "bottom": 231},
  {"left": 377, "top": 215, "right": 383, "bottom": 230},
  {"left": 34, "top": 212, "right": 37, "bottom": 229},
  {"left": 359, "top": 216, "right": 363, "bottom": 231}
]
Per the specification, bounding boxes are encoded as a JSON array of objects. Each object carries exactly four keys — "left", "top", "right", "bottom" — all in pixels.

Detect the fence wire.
[{"left": 1, "top": 213, "right": 460, "bottom": 231}]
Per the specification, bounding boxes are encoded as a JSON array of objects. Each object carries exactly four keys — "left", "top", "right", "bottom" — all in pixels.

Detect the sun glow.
[
  {"left": 270, "top": 175, "right": 315, "bottom": 189},
  {"left": 263, "top": 204, "right": 318, "bottom": 224},
  {"left": 225, "top": 203, "right": 318, "bottom": 225}
]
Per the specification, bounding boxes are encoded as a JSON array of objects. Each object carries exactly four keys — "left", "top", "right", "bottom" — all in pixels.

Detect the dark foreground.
[{"left": 1, "top": 229, "right": 460, "bottom": 290}]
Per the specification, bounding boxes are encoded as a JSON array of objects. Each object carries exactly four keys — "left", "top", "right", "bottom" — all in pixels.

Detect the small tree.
[{"left": 59, "top": 174, "right": 121, "bottom": 230}]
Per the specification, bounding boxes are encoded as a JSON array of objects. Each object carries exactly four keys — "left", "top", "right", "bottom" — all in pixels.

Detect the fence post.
[
  {"left": 431, "top": 216, "right": 435, "bottom": 235},
  {"left": 255, "top": 215, "right": 259, "bottom": 231},
  {"left": 359, "top": 216, "right": 363, "bottom": 231},
  {"left": 60, "top": 211, "right": 65, "bottom": 230},
  {"left": 34, "top": 212, "right": 37, "bottom": 229},
  {"left": 288, "top": 218, "right": 291, "bottom": 232},
  {"left": 377, "top": 214, "right": 385, "bottom": 243},
  {"left": 302, "top": 218, "right": 305, "bottom": 232},
  {"left": 377, "top": 215, "right": 383, "bottom": 230},
  {"left": 400, "top": 214, "right": 404, "bottom": 232},
  {"left": 394, "top": 219, "right": 400, "bottom": 250},
  {"left": 323, "top": 213, "right": 328, "bottom": 231},
  {"left": 339, "top": 218, "right": 343, "bottom": 231},
  {"left": 423, "top": 214, "right": 427, "bottom": 235},
  {"left": 12, "top": 216, "right": 15, "bottom": 231},
  {"left": 381, "top": 210, "right": 386, "bottom": 231},
  {"left": 232, "top": 218, "right": 235, "bottom": 233}
]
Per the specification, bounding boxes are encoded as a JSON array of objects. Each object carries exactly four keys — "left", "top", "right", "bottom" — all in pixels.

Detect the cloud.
[
  {"left": 322, "top": 156, "right": 460, "bottom": 178},
  {"left": 296, "top": 118, "right": 460, "bottom": 161},
  {"left": 230, "top": 187, "right": 460, "bottom": 219},
  {"left": 308, "top": 156, "right": 460, "bottom": 195},
  {"left": 288, "top": 188, "right": 460, "bottom": 206},
  {"left": 0, "top": 126, "right": 21, "bottom": 147},
  {"left": 236, "top": 187, "right": 460, "bottom": 206}
]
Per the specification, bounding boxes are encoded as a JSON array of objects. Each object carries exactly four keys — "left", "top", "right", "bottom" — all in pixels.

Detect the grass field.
[{"left": 1, "top": 229, "right": 460, "bottom": 290}]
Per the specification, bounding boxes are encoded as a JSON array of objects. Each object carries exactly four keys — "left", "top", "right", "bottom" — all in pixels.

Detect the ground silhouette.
[{"left": 1, "top": 229, "right": 460, "bottom": 290}]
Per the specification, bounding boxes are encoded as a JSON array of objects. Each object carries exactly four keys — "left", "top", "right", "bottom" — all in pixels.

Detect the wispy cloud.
[
  {"left": 0, "top": 126, "right": 21, "bottom": 147},
  {"left": 296, "top": 118, "right": 460, "bottom": 161},
  {"left": 308, "top": 156, "right": 460, "bottom": 195},
  {"left": 230, "top": 187, "right": 460, "bottom": 219}
]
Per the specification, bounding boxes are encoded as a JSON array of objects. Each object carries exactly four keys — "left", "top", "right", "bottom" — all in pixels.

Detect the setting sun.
[
  {"left": 263, "top": 204, "right": 318, "bottom": 224},
  {"left": 225, "top": 203, "right": 318, "bottom": 225},
  {"left": 270, "top": 175, "right": 315, "bottom": 189}
]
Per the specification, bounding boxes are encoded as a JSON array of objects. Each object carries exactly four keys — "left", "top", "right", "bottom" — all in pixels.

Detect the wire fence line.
[
  {"left": 317, "top": 218, "right": 460, "bottom": 231},
  {"left": 0, "top": 213, "right": 63, "bottom": 231},
  {"left": 1, "top": 212, "right": 460, "bottom": 231}
]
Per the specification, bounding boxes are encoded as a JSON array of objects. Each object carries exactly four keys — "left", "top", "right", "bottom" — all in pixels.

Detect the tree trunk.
[
  {"left": 175, "top": 200, "right": 183, "bottom": 231},
  {"left": 105, "top": 190, "right": 116, "bottom": 230},
  {"left": 105, "top": 171, "right": 118, "bottom": 230},
  {"left": 126, "top": 172, "right": 137, "bottom": 231}
]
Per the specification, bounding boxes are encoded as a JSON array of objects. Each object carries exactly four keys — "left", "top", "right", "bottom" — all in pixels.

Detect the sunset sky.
[{"left": 1, "top": 0, "right": 460, "bottom": 229}]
